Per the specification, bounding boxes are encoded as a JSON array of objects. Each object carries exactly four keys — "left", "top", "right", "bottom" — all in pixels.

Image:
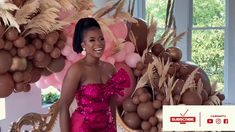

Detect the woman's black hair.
[{"left": 73, "top": 17, "right": 101, "bottom": 53}]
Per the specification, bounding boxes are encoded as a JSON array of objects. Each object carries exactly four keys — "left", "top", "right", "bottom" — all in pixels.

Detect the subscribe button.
[{"left": 163, "top": 105, "right": 235, "bottom": 131}]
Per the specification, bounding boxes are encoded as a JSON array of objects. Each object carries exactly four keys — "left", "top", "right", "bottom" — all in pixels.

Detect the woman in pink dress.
[{"left": 59, "top": 17, "right": 130, "bottom": 132}]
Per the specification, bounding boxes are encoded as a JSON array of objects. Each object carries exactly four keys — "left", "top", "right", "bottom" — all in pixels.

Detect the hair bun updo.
[{"left": 73, "top": 17, "right": 101, "bottom": 53}]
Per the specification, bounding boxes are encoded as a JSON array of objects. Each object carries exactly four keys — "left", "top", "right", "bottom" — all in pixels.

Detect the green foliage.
[
  {"left": 192, "top": 30, "right": 224, "bottom": 90},
  {"left": 193, "top": 0, "right": 225, "bottom": 27},
  {"left": 42, "top": 92, "right": 60, "bottom": 104}
]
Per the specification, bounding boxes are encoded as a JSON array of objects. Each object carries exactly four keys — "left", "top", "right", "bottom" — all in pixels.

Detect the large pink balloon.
[
  {"left": 109, "top": 21, "right": 128, "bottom": 39},
  {"left": 113, "top": 49, "right": 126, "bottom": 62},
  {"left": 124, "top": 41, "right": 135, "bottom": 54},
  {"left": 36, "top": 79, "right": 48, "bottom": 89},
  {"left": 115, "top": 62, "right": 136, "bottom": 106},
  {"left": 61, "top": 45, "right": 73, "bottom": 56},
  {"left": 125, "top": 53, "right": 141, "bottom": 68}
]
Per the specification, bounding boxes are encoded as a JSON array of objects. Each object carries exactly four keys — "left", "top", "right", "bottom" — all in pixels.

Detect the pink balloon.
[
  {"left": 115, "top": 62, "right": 136, "bottom": 106},
  {"left": 125, "top": 53, "right": 141, "bottom": 68},
  {"left": 109, "top": 21, "right": 128, "bottom": 39},
  {"left": 44, "top": 75, "right": 59, "bottom": 87},
  {"left": 113, "top": 49, "right": 126, "bottom": 62},
  {"left": 36, "top": 79, "right": 48, "bottom": 89},
  {"left": 124, "top": 41, "right": 135, "bottom": 54},
  {"left": 61, "top": 45, "right": 73, "bottom": 56}
]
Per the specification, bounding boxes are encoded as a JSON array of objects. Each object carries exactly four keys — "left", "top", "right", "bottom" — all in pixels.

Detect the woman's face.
[{"left": 82, "top": 27, "right": 105, "bottom": 58}]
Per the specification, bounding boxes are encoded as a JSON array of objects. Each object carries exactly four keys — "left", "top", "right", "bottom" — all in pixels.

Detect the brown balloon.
[
  {"left": 5, "top": 28, "right": 18, "bottom": 41},
  {"left": 0, "top": 50, "right": 12, "bottom": 74},
  {"left": 0, "top": 39, "right": 4, "bottom": 49},
  {"left": 127, "top": 18, "right": 148, "bottom": 56},
  {"left": 47, "top": 56, "right": 65, "bottom": 73},
  {"left": 181, "top": 90, "right": 202, "bottom": 105},
  {"left": 30, "top": 68, "right": 42, "bottom": 83},
  {"left": 0, "top": 73, "right": 15, "bottom": 97},
  {"left": 34, "top": 50, "right": 46, "bottom": 62},
  {"left": 17, "top": 46, "right": 30, "bottom": 58},
  {"left": 152, "top": 43, "right": 164, "bottom": 56},
  {"left": 12, "top": 0, "right": 27, "bottom": 7},
  {"left": 13, "top": 71, "right": 24, "bottom": 83},
  {"left": 166, "top": 46, "right": 182, "bottom": 62},
  {"left": 33, "top": 54, "right": 52, "bottom": 68},
  {"left": 10, "top": 57, "right": 27, "bottom": 71},
  {"left": 10, "top": 47, "right": 17, "bottom": 56},
  {"left": 123, "top": 112, "right": 141, "bottom": 129},
  {"left": 14, "top": 82, "right": 25, "bottom": 92},
  {"left": 137, "top": 102, "right": 155, "bottom": 120},
  {"left": 4, "top": 40, "right": 13, "bottom": 50},
  {"left": 42, "top": 43, "right": 54, "bottom": 53},
  {"left": 123, "top": 98, "right": 137, "bottom": 112},
  {"left": 50, "top": 47, "right": 61, "bottom": 58},
  {"left": 41, "top": 68, "right": 53, "bottom": 76},
  {"left": 32, "top": 38, "right": 43, "bottom": 49},
  {"left": 46, "top": 31, "right": 59, "bottom": 45},
  {"left": 14, "top": 36, "right": 26, "bottom": 48},
  {"left": 56, "top": 40, "right": 66, "bottom": 50},
  {"left": 180, "top": 61, "right": 212, "bottom": 95},
  {"left": 23, "top": 83, "right": 31, "bottom": 92},
  {"left": 0, "top": 25, "right": 6, "bottom": 38}
]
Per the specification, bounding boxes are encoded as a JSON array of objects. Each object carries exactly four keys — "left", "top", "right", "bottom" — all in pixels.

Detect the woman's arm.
[{"left": 59, "top": 64, "right": 81, "bottom": 132}]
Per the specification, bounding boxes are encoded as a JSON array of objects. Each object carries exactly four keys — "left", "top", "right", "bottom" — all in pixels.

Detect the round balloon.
[{"left": 0, "top": 73, "right": 15, "bottom": 97}]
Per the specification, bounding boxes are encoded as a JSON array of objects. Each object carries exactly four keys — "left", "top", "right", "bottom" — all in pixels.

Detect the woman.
[{"left": 59, "top": 17, "right": 130, "bottom": 132}]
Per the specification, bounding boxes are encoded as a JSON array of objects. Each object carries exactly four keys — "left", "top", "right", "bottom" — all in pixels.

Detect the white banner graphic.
[{"left": 163, "top": 105, "right": 235, "bottom": 131}]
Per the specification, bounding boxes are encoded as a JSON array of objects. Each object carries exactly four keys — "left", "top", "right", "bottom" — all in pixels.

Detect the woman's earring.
[{"left": 82, "top": 48, "right": 86, "bottom": 55}]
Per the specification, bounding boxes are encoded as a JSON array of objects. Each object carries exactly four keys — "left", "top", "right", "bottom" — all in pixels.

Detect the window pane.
[
  {"left": 193, "top": 0, "right": 225, "bottom": 27},
  {"left": 192, "top": 30, "right": 224, "bottom": 90},
  {"left": 146, "top": 0, "right": 167, "bottom": 28}
]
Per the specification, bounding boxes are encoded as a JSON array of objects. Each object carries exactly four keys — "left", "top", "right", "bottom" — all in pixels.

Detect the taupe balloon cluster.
[
  {"left": 0, "top": 25, "right": 66, "bottom": 97},
  {"left": 121, "top": 43, "right": 225, "bottom": 131}
]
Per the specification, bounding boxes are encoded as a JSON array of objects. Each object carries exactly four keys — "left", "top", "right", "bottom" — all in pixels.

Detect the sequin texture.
[{"left": 71, "top": 68, "right": 130, "bottom": 132}]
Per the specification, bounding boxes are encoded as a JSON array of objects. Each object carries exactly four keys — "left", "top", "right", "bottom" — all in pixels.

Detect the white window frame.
[{"left": 141, "top": 0, "right": 235, "bottom": 104}]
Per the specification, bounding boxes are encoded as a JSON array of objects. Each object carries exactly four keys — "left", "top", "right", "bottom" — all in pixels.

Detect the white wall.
[{"left": 0, "top": 85, "right": 44, "bottom": 131}]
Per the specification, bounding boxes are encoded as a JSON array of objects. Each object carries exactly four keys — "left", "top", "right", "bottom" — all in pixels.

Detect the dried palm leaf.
[
  {"left": 158, "top": 59, "right": 171, "bottom": 88},
  {"left": 39, "top": 0, "right": 61, "bottom": 10},
  {"left": 93, "top": 1, "right": 117, "bottom": 18},
  {"left": 72, "top": 0, "right": 94, "bottom": 11},
  {"left": 169, "top": 32, "right": 186, "bottom": 46},
  {"left": 58, "top": 0, "right": 73, "bottom": 10},
  {"left": 62, "top": 10, "right": 92, "bottom": 23},
  {"left": 180, "top": 68, "right": 199, "bottom": 95},
  {"left": 130, "top": 0, "right": 135, "bottom": 16},
  {"left": 131, "top": 72, "right": 149, "bottom": 97},
  {"left": 156, "top": 28, "right": 170, "bottom": 44},
  {"left": 211, "top": 81, "right": 218, "bottom": 95},
  {"left": 0, "top": 3, "right": 20, "bottom": 31},
  {"left": 98, "top": 20, "right": 120, "bottom": 54},
  {"left": 147, "top": 62, "right": 158, "bottom": 100},
  {"left": 23, "top": 8, "right": 67, "bottom": 36},
  {"left": 15, "top": 0, "right": 40, "bottom": 25},
  {"left": 128, "top": 30, "right": 138, "bottom": 53},
  {"left": 197, "top": 79, "right": 203, "bottom": 94},
  {"left": 147, "top": 21, "right": 157, "bottom": 48},
  {"left": 114, "top": 0, "right": 125, "bottom": 18},
  {"left": 162, "top": 30, "right": 175, "bottom": 47},
  {"left": 209, "top": 93, "right": 220, "bottom": 105},
  {"left": 115, "top": 12, "right": 138, "bottom": 23}
]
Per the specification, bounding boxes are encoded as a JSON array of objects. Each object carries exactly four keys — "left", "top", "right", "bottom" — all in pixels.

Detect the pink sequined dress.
[{"left": 71, "top": 68, "right": 130, "bottom": 132}]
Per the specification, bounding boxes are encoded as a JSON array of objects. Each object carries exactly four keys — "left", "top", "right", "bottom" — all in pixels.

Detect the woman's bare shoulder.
[
  {"left": 67, "top": 60, "right": 85, "bottom": 74},
  {"left": 102, "top": 61, "right": 116, "bottom": 75}
]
